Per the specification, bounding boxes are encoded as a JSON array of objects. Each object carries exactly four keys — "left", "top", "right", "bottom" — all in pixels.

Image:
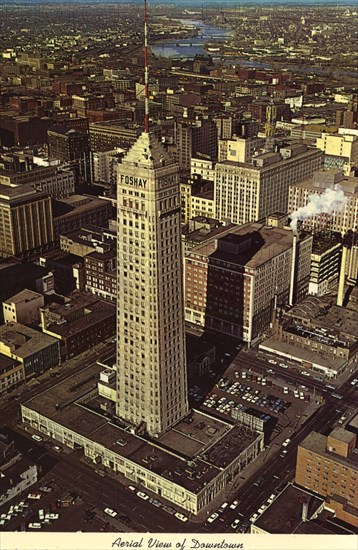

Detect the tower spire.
[{"left": 144, "top": 0, "right": 149, "bottom": 133}]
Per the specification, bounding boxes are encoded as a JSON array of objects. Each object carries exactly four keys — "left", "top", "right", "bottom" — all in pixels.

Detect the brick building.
[
  {"left": 295, "top": 428, "right": 358, "bottom": 527},
  {"left": 184, "top": 221, "right": 312, "bottom": 344}
]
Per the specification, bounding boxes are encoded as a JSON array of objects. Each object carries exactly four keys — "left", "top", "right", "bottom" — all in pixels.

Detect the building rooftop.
[
  {"left": 292, "top": 172, "right": 358, "bottom": 196},
  {"left": 22, "top": 362, "right": 261, "bottom": 494},
  {"left": 45, "top": 301, "right": 115, "bottom": 338},
  {"left": 188, "top": 222, "right": 295, "bottom": 269},
  {"left": 3, "top": 288, "right": 43, "bottom": 306},
  {"left": 299, "top": 431, "right": 358, "bottom": 468},
  {"left": 254, "top": 483, "right": 324, "bottom": 534},
  {"left": 286, "top": 295, "right": 358, "bottom": 341},
  {"left": 53, "top": 194, "right": 110, "bottom": 218},
  {"left": 0, "top": 322, "right": 58, "bottom": 359}
]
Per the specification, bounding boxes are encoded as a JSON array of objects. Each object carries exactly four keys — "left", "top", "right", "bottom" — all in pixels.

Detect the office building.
[
  {"left": 0, "top": 166, "right": 75, "bottom": 199},
  {"left": 40, "top": 294, "right": 115, "bottom": 360},
  {"left": 288, "top": 170, "right": 358, "bottom": 235},
  {"left": 176, "top": 118, "right": 218, "bottom": 170},
  {"left": 0, "top": 184, "right": 54, "bottom": 258},
  {"left": 316, "top": 131, "right": 358, "bottom": 176},
  {"left": 215, "top": 145, "right": 322, "bottom": 226},
  {"left": 92, "top": 149, "right": 124, "bottom": 186},
  {"left": 116, "top": 131, "right": 189, "bottom": 436},
  {"left": 218, "top": 135, "right": 264, "bottom": 163},
  {"left": 52, "top": 195, "right": 113, "bottom": 238},
  {"left": 295, "top": 429, "right": 358, "bottom": 527},
  {"left": 48, "top": 125, "right": 90, "bottom": 183},
  {"left": 89, "top": 122, "right": 145, "bottom": 152}
]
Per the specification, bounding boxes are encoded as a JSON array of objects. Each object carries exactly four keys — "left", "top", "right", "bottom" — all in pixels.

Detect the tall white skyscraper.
[{"left": 116, "top": 132, "right": 189, "bottom": 436}]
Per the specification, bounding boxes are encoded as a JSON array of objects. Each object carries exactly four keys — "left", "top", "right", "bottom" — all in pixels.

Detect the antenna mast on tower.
[{"left": 144, "top": 0, "right": 149, "bottom": 133}]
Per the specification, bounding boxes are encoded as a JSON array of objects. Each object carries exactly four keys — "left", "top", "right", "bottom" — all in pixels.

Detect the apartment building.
[{"left": 0, "top": 322, "right": 60, "bottom": 378}]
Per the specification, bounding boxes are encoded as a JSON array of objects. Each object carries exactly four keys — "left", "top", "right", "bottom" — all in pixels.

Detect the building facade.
[
  {"left": 116, "top": 132, "right": 189, "bottom": 436},
  {"left": 288, "top": 170, "right": 358, "bottom": 236},
  {"left": 215, "top": 146, "right": 322, "bottom": 226},
  {"left": 0, "top": 184, "right": 54, "bottom": 257},
  {"left": 184, "top": 222, "right": 312, "bottom": 343},
  {"left": 295, "top": 429, "right": 358, "bottom": 527}
]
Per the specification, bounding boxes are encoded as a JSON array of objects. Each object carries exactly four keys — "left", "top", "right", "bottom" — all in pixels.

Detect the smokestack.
[
  {"left": 301, "top": 500, "right": 308, "bottom": 522},
  {"left": 289, "top": 232, "right": 298, "bottom": 307},
  {"left": 337, "top": 245, "right": 347, "bottom": 307}
]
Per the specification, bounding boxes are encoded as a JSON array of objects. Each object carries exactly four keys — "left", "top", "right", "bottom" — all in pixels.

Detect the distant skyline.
[{"left": 2, "top": 0, "right": 358, "bottom": 5}]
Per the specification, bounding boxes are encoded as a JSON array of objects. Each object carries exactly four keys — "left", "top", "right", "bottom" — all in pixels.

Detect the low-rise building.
[
  {"left": 2, "top": 289, "right": 44, "bottom": 325},
  {"left": 250, "top": 483, "right": 345, "bottom": 534},
  {"left": 40, "top": 293, "right": 116, "bottom": 359},
  {"left": 260, "top": 295, "right": 358, "bottom": 377},
  {"left": 0, "top": 322, "right": 61, "bottom": 378},
  {"left": 0, "top": 355, "right": 24, "bottom": 394},
  {"left": 53, "top": 195, "right": 113, "bottom": 238},
  {"left": 21, "top": 362, "right": 264, "bottom": 515}
]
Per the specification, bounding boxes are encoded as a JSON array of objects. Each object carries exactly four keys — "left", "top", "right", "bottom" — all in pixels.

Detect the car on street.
[
  {"left": 175, "top": 512, "right": 189, "bottom": 522},
  {"left": 207, "top": 512, "right": 219, "bottom": 524},
  {"left": 250, "top": 513, "right": 259, "bottom": 523},
  {"left": 149, "top": 498, "right": 162, "bottom": 508},
  {"left": 282, "top": 438, "right": 291, "bottom": 447},
  {"left": 104, "top": 508, "right": 117, "bottom": 518},
  {"left": 28, "top": 522, "right": 42, "bottom": 529},
  {"left": 136, "top": 491, "right": 149, "bottom": 501},
  {"left": 231, "top": 519, "right": 240, "bottom": 529},
  {"left": 230, "top": 500, "right": 240, "bottom": 510},
  {"left": 31, "top": 434, "right": 43, "bottom": 442}
]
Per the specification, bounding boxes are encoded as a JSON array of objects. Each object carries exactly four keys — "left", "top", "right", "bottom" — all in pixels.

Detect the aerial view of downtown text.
[{"left": 0, "top": 0, "right": 357, "bottom": 546}]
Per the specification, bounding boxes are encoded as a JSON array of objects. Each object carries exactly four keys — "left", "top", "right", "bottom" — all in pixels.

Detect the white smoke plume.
[{"left": 290, "top": 184, "right": 347, "bottom": 232}]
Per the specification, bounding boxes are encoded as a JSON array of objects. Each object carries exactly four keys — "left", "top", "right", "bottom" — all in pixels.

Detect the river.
[{"left": 151, "top": 19, "right": 232, "bottom": 59}]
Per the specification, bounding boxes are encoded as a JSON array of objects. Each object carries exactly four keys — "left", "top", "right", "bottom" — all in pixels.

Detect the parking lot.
[{"left": 201, "top": 367, "right": 312, "bottom": 430}]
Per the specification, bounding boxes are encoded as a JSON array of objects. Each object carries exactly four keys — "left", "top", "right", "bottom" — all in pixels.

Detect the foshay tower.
[{"left": 115, "top": 0, "right": 189, "bottom": 436}]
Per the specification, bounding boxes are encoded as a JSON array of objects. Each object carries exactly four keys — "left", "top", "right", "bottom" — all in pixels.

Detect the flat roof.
[
  {"left": 259, "top": 338, "right": 346, "bottom": 373},
  {"left": 22, "top": 362, "right": 260, "bottom": 494},
  {"left": 287, "top": 296, "right": 358, "bottom": 341},
  {"left": 254, "top": 483, "right": 324, "bottom": 534},
  {"left": 4, "top": 288, "right": 43, "bottom": 305},
  {"left": 299, "top": 431, "right": 358, "bottom": 469},
  {"left": 47, "top": 302, "right": 115, "bottom": 338},
  {"left": 0, "top": 322, "right": 58, "bottom": 358},
  {"left": 189, "top": 222, "right": 295, "bottom": 269}
]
